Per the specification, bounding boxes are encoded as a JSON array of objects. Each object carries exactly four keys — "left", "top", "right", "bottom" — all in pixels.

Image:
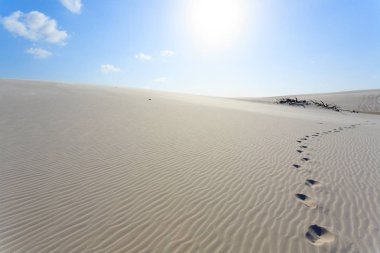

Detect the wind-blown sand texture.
[
  {"left": 1, "top": 79, "right": 380, "bottom": 252},
  {"left": 251, "top": 89, "right": 380, "bottom": 113}
]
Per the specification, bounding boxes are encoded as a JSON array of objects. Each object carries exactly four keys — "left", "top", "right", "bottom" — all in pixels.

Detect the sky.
[{"left": 0, "top": 0, "right": 380, "bottom": 97}]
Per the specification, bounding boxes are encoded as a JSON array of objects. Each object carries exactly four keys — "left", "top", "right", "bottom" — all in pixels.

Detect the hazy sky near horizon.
[{"left": 1, "top": 0, "right": 379, "bottom": 96}]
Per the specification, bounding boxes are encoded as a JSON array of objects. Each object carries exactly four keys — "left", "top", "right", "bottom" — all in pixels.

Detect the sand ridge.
[
  {"left": 0, "top": 79, "right": 380, "bottom": 252},
  {"left": 246, "top": 89, "right": 380, "bottom": 114}
]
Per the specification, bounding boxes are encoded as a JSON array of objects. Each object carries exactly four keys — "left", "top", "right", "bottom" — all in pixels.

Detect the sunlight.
[{"left": 186, "top": 0, "right": 246, "bottom": 51}]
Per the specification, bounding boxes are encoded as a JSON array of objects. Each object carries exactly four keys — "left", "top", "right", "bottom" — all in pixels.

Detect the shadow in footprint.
[
  {"left": 305, "top": 225, "right": 335, "bottom": 245},
  {"left": 300, "top": 145, "right": 308, "bottom": 149},
  {"left": 301, "top": 157, "right": 310, "bottom": 162},
  {"left": 296, "top": 150, "right": 303, "bottom": 153},
  {"left": 297, "top": 140, "right": 302, "bottom": 143},
  {"left": 305, "top": 179, "right": 321, "bottom": 188},
  {"left": 295, "top": 194, "right": 317, "bottom": 208},
  {"left": 293, "top": 164, "right": 301, "bottom": 169}
]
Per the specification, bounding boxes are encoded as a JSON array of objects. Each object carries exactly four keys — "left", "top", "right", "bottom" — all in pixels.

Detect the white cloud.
[
  {"left": 135, "top": 53, "right": 152, "bottom": 61},
  {"left": 1, "top": 11, "right": 67, "bottom": 44},
  {"left": 154, "top": 77, "right": 167, "bottom": 83},
  {"left": 26, "top": 47, "right": 52, "bottom": 59},
  {"left": 100, "top": 64, "right": 121, "bottom": 73},
  {"left": 60, "top": 0, "right": 82, "bottom": 14},
  {"left": 161, "top": 50, "right": 175, "bottom": 57}
]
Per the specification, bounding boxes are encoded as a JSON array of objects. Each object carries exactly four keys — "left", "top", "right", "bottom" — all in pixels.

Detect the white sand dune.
[
  {"left": 250, "top": 89, "right": 380, "bottom": 113},
  {"left": 0, "top": 79, "right": 380, "bottom": 252}
]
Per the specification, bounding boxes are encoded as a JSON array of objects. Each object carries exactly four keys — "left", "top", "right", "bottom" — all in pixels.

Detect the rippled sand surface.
[{"left": 1, "top": 79, "right": 379, "bottom": 252}]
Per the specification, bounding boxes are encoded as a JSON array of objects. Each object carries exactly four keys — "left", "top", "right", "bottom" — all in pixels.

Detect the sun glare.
[{"left": 186, "top": 0, "right": 246, "bottom": 51}]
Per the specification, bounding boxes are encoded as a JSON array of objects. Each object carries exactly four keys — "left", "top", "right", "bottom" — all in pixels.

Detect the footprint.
[
  {"left": 305, "top": 135, "right": 310, "bottom": 137},
  {"left": 293, "top": 164, "right": 301, "bottom": 169},
  {"left": 295, "top": 194, "right": 317, "bottom": 208},
  {"left": 296, "top": 150, "right": 303, "bottom": 153},
  {"left": 297, "top": 140, "right": 302, "bottom": 143},
  {"left": 305, "top": 225, "right": 335, "bottom": 245},
  {"left": 301, "top": 138, "right": 308, "bottom": 140},
  {"left": 301, "top": 157, "right": 310, "bottom": 162},
  {"left": 300, "top": 145, "right": 308, "bottom": 149},
  {"left": 305, "top": 179, "right": 321, "bottom": 188}
]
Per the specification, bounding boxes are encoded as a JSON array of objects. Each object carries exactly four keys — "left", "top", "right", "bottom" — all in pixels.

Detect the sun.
[{"left": 186, "top": 0, "right": 246, "bottom": 51}]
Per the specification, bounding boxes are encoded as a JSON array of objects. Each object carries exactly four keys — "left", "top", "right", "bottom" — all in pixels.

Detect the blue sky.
[{"left": 1, "top": 0, "right": 379, "bottom": 96}]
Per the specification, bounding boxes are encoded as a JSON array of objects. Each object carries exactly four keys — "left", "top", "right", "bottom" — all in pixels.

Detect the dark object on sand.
[
  {"left": 276, "top": 97, "right": 309, "bottom": 107},
  {"left": 276, "top": 97, "right": 357, "bottom": 113}
]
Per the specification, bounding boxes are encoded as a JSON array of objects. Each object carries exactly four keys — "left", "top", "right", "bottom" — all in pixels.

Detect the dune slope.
[
  {"left": 252, "top": 89, "right": 380, "bottom": 113},
  {"left": 0, "top": 79, "right": 380, "bottom": 253}
]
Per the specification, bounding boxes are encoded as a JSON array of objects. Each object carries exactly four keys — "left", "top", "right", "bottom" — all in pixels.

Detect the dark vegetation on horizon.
[{"left": 276, "top": 97, "right": 359, "bottom": 113}]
